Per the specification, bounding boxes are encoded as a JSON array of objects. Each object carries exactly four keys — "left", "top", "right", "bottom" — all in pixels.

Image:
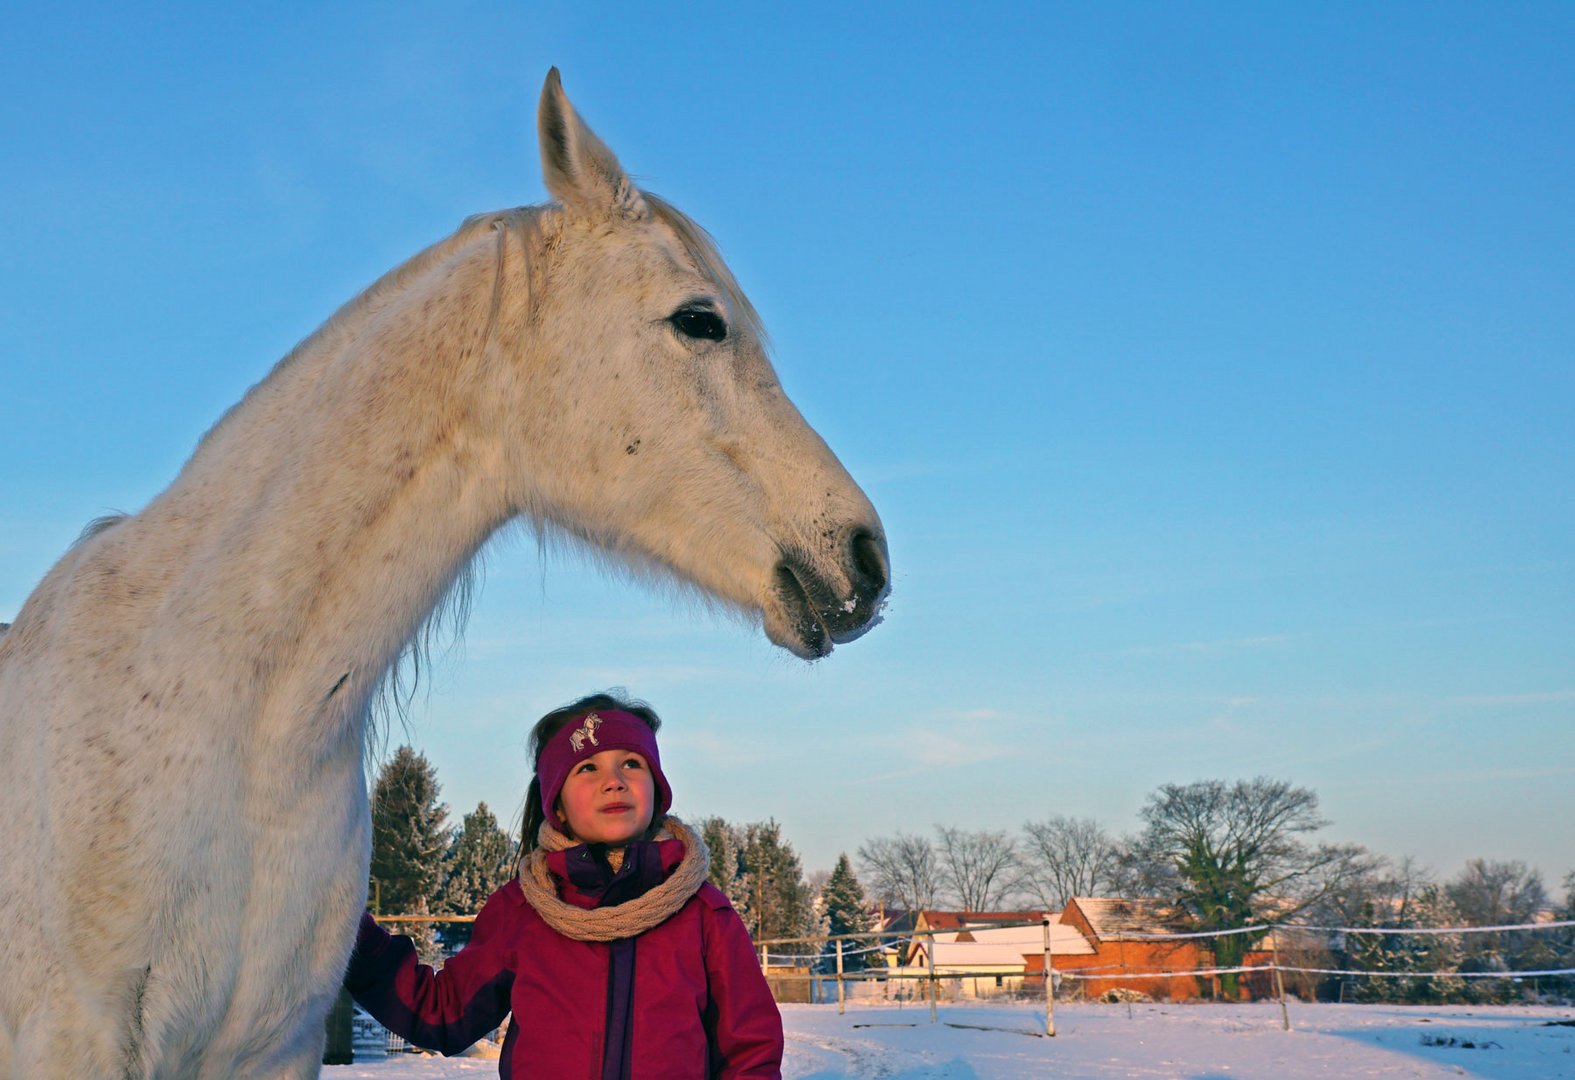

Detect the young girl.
[{"left": 344, "top": 693, "right": 784, "bottom": 1079}]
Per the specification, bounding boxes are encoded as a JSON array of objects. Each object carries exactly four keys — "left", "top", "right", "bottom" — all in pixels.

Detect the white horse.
[{"left": 0, "top": 70, "right": 887, "bottom": 1079}]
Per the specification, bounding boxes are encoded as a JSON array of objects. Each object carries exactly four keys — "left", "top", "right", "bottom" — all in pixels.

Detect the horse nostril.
[{"left": 850, "top": 530, "right": 889, "bottom": 594}]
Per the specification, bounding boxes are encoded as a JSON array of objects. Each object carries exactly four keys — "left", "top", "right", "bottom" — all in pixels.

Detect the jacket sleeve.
[
  {"left": 343, "top": 890, "right": 516, "bottom": 1056},
  {"left": 701, "top": 892, "right": 784, "bottom": 1080}
]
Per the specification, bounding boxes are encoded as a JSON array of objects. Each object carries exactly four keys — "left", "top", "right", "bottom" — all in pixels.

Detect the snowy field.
[{"left": 322, "top": 1001, "right": 1575, "bottom": 1078}]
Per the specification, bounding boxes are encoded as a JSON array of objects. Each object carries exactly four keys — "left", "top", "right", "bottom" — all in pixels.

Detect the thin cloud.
[
  {"left": 954, "top": 708, "right": 1005, "bottom": 722},
  {"left": 565, "top": 665, "right": 725, "bottom": 687},
  {"left": 1110, "top": 634, "right": 1292, "bottom": 657},
  {"left": 1452, "top": 690, "right": 1575, "bottom": 706},
  {"left": 856, "top": 712, "right": 1021, "bottom": 783},
  {"left": 665, "top": 728, "right": 768, "bottom": 769},
  {"left": 1377, "top": 765, "right": 1575, "bottom": 786}
]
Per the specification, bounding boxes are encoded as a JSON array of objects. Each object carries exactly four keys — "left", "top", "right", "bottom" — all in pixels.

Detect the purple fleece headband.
[{"left": 537, "top": 709, "right": 672, "bottom": 821}]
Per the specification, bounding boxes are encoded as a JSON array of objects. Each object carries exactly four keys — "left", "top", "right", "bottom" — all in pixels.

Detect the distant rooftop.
[
  {"left": 1069, "top": 897, "right": 1195, "bottom": 940},
  {"left": 908, "top": 922, "right": 1095, "bottom": 966},
  {"left": 915, "top": 910, "right": 1053, "bottom": 932}
]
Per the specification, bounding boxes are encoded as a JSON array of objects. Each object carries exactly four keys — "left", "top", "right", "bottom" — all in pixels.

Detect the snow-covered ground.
[{"left": 322, "top": 1001, "right": 1575, "bottom": 1078}]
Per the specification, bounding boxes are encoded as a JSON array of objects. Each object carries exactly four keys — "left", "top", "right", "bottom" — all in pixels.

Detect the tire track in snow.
[{"left": 785, "top": 1030, "right": 958, "bottom": 1079}]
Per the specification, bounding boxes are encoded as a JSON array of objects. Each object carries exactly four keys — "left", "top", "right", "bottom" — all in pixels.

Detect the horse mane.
[
  {"left": 369, "top": 548, "right": 480, "bottom": 753},
  {"left": 358, "top": 212, "right": 548, "bottom": 747},
  {"left": 74, "top": 513, "right": 129, "bottom": 546},
  {"left": 193, "top": 207, "right": 550, "bottom": 459}
]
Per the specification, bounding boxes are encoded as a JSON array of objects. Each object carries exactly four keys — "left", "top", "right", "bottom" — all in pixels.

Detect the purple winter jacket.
[{"left": 344, "top": 841, "right": 783, "bottom": 1079}]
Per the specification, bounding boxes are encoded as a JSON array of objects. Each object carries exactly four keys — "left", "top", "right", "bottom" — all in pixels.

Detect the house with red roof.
[{"left": 1024, "top": 897, "right": 1209, "bottom": 1002}]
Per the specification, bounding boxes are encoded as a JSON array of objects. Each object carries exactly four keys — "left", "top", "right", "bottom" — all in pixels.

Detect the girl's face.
[{"left": 555, "top": 748, "right": 656, "bottom": 846}]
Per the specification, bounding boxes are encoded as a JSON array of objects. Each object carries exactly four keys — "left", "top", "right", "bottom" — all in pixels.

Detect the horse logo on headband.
[{"left": 569, "top": 713, "right": 603, "bottom": 753}]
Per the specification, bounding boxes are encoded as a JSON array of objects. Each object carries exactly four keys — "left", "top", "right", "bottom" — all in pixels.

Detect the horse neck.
[{"left": 135, "top": 221, "right": 527, "bottom": 748}]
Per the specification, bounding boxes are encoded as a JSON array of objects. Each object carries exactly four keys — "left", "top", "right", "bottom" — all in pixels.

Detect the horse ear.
[{"left": 537, "top": 68, "right": 649, "bottom": 222}]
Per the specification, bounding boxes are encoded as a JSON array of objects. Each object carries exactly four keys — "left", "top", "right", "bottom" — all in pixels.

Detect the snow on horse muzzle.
[{"left": 772, "top": 527, "right": 890, "bottom": 659}]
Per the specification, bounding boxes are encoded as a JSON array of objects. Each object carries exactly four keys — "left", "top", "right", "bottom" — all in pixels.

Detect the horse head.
[{"left": 500, "top": 70, "right": 889, "bottom": 658}]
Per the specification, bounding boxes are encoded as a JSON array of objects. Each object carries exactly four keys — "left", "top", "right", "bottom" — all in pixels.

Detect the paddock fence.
[
  {"left": 752, "top": 915, "right": 1575, "bottom": 1037},
  {"left": 327, "top": 912, "right": 1575, "bottom": 1059}
]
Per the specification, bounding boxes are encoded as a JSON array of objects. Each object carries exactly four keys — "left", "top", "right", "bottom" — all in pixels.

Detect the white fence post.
[
  {"left": 1271, "top": 926, "right": 1290, "bottom": 1032},
  {"left": 926, "top": 930, "right": 938, "bottom": 1024},
  {"left": 1043, "top": 918, "right": 1057, "bottom": 1037},
  {"left": 836, "top": 937, "right": 846, "bottom": 1015}
]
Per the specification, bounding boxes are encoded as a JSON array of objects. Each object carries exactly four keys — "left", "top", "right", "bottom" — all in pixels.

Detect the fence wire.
[
  {"left": 751, "top": 914, "right": 1575, "bottom": 992},
  {"left": 344, "top": 911, "right": 1574, "bottom": 1055}
]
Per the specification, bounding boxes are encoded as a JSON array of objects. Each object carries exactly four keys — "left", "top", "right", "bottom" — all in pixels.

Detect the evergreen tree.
[
  {"left": 736, "top": 820, "right": 817, "bottom": 962},
  {"left": 368, "top": 746, "right": 450, "bottom": 916},
  {"left": 1406, "top": 887, "right": 1466, "bottom": 1003},
  {"left": 819, "top": 853, "right": 879, "bottom": 971},
  {"left": 1551, "top": 872, "right": 1575, "bottom": 1001},
  {"left": 1346, "top": 884, "right": 1464, "bottom": 1004},
  {"left": 438, "top": 801, "right": 515, "bottom": 945},
  {"left": 699, "top": 815, "right": 747, "bottom": 909},
  {"left": 404, "top": 896, "right": 444, "bottom": 966},
  {"left": 821, "top": 855, "right": 869, "bottom": 936}
]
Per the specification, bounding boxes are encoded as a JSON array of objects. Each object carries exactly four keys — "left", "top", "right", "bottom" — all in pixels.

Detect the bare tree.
[
  {"left": 935, "top": 827, "right": 1018, "bottom": 911},
  {"left": 1446, "top": 859, "right": 1547, "bottom": 926},
  {"left": 1314, "top": 854, "right": 1437, "bottom": 928},
  {"left": 1019, "top": 815, "right": 1120, "bottom": 910},
  {"left": 1446, "top": 858, "right": 1550, "bottom": 993},
  {"left": 1129, "top": 777, "right": 1376, "bottom": 996},
  {"left": 1108, "top": 835, "right": 1177, "bottom": 900},
  {"left": 856, "top": 832, "right": 940, "bottom": 914}
]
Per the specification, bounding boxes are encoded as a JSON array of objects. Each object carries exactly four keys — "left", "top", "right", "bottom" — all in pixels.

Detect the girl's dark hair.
[{"left": 518, "top": 690, "right": 663, "bottom": 850}]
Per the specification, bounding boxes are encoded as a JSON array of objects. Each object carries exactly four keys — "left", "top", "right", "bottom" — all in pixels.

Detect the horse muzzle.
[{"left": 768, "top": 528, "right": 890, "bottom": 659}]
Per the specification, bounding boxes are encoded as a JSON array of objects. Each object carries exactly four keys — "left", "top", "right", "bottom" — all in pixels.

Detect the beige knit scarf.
[{"left": 518, "top": 815, "right": 710, "bottom": 942}]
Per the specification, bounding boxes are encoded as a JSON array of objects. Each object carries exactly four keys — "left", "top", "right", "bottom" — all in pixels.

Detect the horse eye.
[{"left": 669, "top": 307, "right": 727, "bottom": 342}]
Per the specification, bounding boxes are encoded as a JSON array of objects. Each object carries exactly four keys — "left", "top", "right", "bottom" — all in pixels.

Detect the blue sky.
[{"left": 3, "top": 2, "right": 1571, "bottom": 888}]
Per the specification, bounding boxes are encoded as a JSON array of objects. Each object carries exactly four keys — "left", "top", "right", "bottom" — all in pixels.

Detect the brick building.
[{"left": 1025, "top": 897, "right": 1208, "bottom": 1002}]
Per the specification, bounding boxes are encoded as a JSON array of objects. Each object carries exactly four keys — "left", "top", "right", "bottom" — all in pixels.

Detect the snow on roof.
[
  {"left": 915, "top": 910, "right": 1052, "bottom": 932},
  {"left": 1070, "top": 897, "right": 1195, "bottom": 940},
  {"left": 908, "top": 922, "right": 1095, "bottom": 967}
]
